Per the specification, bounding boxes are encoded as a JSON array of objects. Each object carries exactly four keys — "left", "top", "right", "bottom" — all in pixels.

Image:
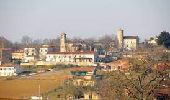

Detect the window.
[{"left": 89, "top": 94, "right": 92, "bottom": 99}]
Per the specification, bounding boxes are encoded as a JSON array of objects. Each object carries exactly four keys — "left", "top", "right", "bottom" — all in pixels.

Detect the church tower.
[
  {"left": 60, "top": 33, "right": 67, "bottom": 52},
  {"left": 117, "top": 28, "right": 124, "bottom": 49}
]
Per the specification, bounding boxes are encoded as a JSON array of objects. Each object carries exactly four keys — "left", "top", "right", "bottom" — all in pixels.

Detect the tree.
[
  {"left": 0, "top": 36, "right": 13, "bottom": 48},
  {"left": 13, "top": 42, "right": 22, "bottom": 50},
  {"left": 21, "top": 35, "right": 32, "bottom": 47},
  {"left": 98, "top": 69, "right": 165, "bottom": 100},
  {"left": 157, "top": 31, "right": 170, "bottom": 47},
  {"left": 98, "top": 34, "right": 115, "bottom": 51}
]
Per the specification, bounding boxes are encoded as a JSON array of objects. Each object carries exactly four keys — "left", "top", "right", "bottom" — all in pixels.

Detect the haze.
[{"left": 0, "top": 0, "right": 170, "bottom": 42}]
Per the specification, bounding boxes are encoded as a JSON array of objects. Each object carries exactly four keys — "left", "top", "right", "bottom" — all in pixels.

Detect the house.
[
  {"left": 23, "top": 48, "right": 37, "bottom": 62},
  {"left": 117, "top": 29, "right": 139, "bottom": 50},
  {"left": 46, "top": 51, "right": 97, "bottom": 66},
  {"left": 39, "top": 45, "right": 55, "bottom": 60},
  {"left": 84, "top": 91, "right": 101, "bottom": 100},
  {"left": 70, "top": 67, "right": 96, "bottom": 86},
  {"left": 0, "top": 63, "right": 22, "bottom": 76},
  {"left": 102, "top": 59, "right": 130, "bottom": 71},
  {"left": 123, "top": 36, "right": 139, "bottom": 50},
  {"left": 12, "top": 49, "right": 24, "bottom": 62},
  {"left": 60, "top": 33, "right": 90, "bottom": 52},
  {"left": 147, "top": 37, "right": 158, "bottom": 46}
]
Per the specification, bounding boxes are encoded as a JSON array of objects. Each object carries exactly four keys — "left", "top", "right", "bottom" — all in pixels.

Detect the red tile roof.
[
  {"left": 123, "top": 36, "right": 139, "bottom": 39},
  {"left": 47, "top": 51, "right": 95, "bottom": 55},
  {"left": 0, "top": 63, "right": 17, "bottom": 67},
  {"left": 12, "top": 50, "right": 24, "bottom": 53},
  {"left": 106, "top": 59, "right": 130, "bottom": 70},
  {"left": 70, "top": 67, "right": 96, "bottom": 72}
]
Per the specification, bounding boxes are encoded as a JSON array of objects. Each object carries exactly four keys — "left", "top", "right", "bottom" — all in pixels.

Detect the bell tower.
[
  {"left": 60, "top": 33, "right": 67, "bottom": 52},
  {"left": 117, "top": 28, "right": 124, "bottom": 49}
]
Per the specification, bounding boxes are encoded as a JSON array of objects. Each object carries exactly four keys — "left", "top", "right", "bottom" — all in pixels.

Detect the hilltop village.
[{"left": 0, "top": 29, "right": 170, "bottom": 100}]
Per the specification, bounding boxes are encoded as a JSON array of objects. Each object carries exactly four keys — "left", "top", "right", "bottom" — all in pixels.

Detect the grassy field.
[{"left": 0, "top": 69, "right": 70, "bottom": 99}]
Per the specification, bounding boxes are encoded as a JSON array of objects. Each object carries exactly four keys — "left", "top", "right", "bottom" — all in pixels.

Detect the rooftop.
[
  {"left": 47, "top": 51, "right": 95, "bottom": 55},
  {"left": 12, "top": 49, "right": 24, "bottom": 53},
  {"left": 70, "top": 67, "right": 96, "bottom": 72},
  {"left": 0, "top": 63, "right": 17, "bottom": 67},
  {"left": 123, "top": 36, "right": 138, "bottom": 39}
]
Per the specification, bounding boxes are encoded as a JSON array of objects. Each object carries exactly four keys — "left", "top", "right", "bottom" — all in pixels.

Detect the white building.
[
  {"left": 46, "top": 51, "right": 96, "bottom": 66},
  {"left": 147, "top": 37, "right": 158, "bottom": 45},
  {"left": 0, "top": 63, "right": 22, "bottom": 76},
  {"left": 60, "top": 33, "right": 89, "bottom": 52},
  {"left": 39, "top": 45, "right": 55, "bottom": 60},
  {"left": 23, "top": 48, "right": 37, "bottom": 62},
  {"left": 117, "top": 29, "right": 139, "bottom": 50},
  {"left": 123, "top": 36, "right": 139, "bottom": 50}
]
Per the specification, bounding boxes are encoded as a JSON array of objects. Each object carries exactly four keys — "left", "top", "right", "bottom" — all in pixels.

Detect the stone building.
[
  {"left": 60, "top": 33, "right": 67, "bottom": 52},
  {"left": 117, "top": 29, "right": 139, "bottom": 50},
  {"left": 60, "top": 33, "right": 89, "bottom": 52},
  {"left": 46, "top": 51, "right": 96, "bottom": 66},
  {"left": 0, "top": 63, "right": 22, "bottom": 76},
  {"left": 123, "top": 36, "right": 139, "bottom": 50},
  {"left": 23, "top": 48, "right": 37, "bottom": 62},
  {"left": 39, "top": 45, "right": 55, "bottom": 60},
  {"left": 117, "top": 29, "right": 124, "bottom": 49},
  {"left": 12, "top": 49, "right": 24, "bottom": 62}
]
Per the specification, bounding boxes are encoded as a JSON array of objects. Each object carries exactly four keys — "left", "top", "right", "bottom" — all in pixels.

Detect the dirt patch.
[{"left": 0, "top": 69, "right": 69, "bottom": 99}]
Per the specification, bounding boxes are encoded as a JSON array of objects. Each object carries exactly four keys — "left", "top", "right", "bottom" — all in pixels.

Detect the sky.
[{"left": 0, "top": 0, "right": 170, "bottom": 42}]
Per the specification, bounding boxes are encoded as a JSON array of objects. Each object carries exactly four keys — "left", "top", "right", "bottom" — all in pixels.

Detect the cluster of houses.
[
  {"left": 0, "top": 62, "right": 22, "bottom": 76},
  {"left": 67, "top": 66, "right": 100, "bottom": 99},
  {"left": 0, "top": 29, "right": 169, "bottom": 100},
  {"left": 0, "top": 28, "right": 141, "bottom": 77},
  {"left": 11, "top": 32, "right": 117, "bottom": 67},
  {"left": 0, "top": 28, "right": 168, "bottom": 77}
]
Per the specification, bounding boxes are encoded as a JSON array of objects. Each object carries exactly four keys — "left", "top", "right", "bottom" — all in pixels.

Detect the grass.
[{"left": 0, "top": 69, "right": 70, "bottom": 99}]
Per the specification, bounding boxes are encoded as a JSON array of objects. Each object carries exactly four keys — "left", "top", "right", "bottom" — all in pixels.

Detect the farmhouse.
[
  {"left": 46, "top": 51, "right": 96, "bottom": 66},
  {"left": 12, "top": 49, "right": 24, "bottom": 62},
  {"left": 0, "top": 63, "right": 22, "bottom": 76},
  {"left": 70, "top": 67, "right": 96, "bottom": 86}
]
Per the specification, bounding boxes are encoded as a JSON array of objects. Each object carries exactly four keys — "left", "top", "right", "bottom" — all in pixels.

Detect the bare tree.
[
  {"left": 98, "top": 34, "right": 115, "bottom": 51},
  {"left": 21, "top": 35, "right": 32, "bottom": 47}
]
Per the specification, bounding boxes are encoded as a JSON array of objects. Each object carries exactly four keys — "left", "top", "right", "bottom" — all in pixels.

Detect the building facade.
[
  {"left": 46, "top": 51, "right": 96, "bottom": 66},
  {"left": 60, "top": 33, "right": 89, "bottom": 52},
  {"left": 60, "top": 33, "right": 67, "bottom": 52},
  {"left": 39, "top": 45, "right": 55, "bottom": 60},
  {"left": 0, "top": 63, "right": 22, "bottom": 76},
  {"left": 23, "top": 48, "right": 37, "bottom": 62},
  {"left": 117, "top": 29, "right": 124, "bottom": 49},
  {"left": 116, "top": 29, "right": 139, "bottom": 50},
  {"left": 12, "top": 50, "right": 24, "bottom": 61},
  {"left": 123, "top": 36, "right": 139, "bottom": 50}
]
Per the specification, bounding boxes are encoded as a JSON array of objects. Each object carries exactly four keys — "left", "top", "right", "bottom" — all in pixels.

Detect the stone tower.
[
  {"left": 60, "top": 33, "right": 67, "bottom": 52},
  {"left": 117, "top": 28, "right": 124, "bottom": 49}
]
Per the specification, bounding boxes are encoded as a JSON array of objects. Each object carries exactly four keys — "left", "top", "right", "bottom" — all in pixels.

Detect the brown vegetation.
[{"left": 0, "top": 69, "right": 69, "bottom": 99}]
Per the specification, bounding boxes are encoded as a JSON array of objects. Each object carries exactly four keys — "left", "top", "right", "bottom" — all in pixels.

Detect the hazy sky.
[{"left": 0, "top": 0, "right": 169, "bottom": 42}]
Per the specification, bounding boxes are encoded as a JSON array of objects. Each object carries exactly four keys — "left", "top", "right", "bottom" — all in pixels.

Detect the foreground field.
[{"left": 0, "top": 69, "right": 70, "bottom": 99}]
